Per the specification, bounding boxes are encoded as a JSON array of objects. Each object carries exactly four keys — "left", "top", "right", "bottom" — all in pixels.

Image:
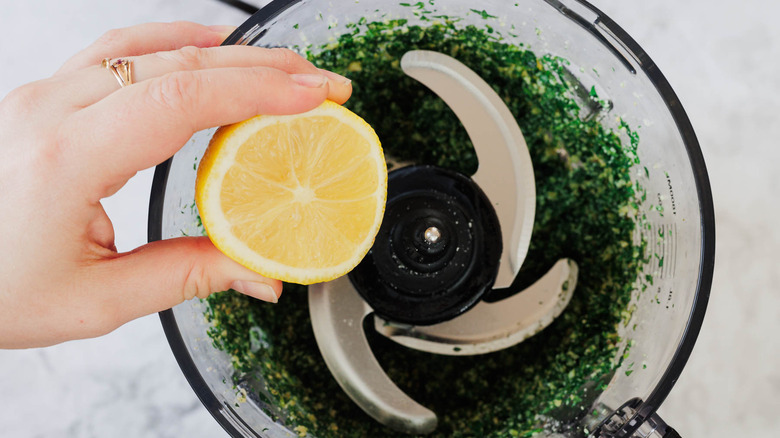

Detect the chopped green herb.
[
  {"left": 470, "top": 9, "right": 498, "bottom": 19},
  {"left": 203, "top": 16, "right": 644, "bottom": 438}
]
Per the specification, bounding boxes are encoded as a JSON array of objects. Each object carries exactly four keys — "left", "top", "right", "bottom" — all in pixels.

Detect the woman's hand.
[{"left": 0, "top": 21, "right": 353, "bottom": 348}]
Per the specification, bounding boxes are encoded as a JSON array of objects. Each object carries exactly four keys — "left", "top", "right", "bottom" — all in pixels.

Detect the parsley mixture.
[{"left": 204, "top": 18, "right": 644, "bottom": 438}]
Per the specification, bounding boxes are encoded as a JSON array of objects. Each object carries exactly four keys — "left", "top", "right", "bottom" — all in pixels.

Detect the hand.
[{"left": 0, "top": 21, "right": 353, "bottom": 348}]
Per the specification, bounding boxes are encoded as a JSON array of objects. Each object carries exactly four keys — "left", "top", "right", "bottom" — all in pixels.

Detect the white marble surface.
[{"left": 1, "top": 0, "right": 778, "bottom": 437}]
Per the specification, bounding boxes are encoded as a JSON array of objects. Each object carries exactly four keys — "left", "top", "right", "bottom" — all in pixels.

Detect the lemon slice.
[{"left": 195, "top": 100, "right": 387, "bottom": 285}]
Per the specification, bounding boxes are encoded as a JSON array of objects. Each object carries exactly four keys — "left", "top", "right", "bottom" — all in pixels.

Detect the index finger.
[
  {"left": 61, "top": 46, "right": 351, "bottom": 108},
  {"left": 57, "top": 21, "right": 233, "bottom": 74}
]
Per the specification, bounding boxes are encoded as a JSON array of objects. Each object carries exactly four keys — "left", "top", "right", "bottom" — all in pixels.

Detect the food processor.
[{"left": 149, "top": 1, "right": 715, "bottom": 437}]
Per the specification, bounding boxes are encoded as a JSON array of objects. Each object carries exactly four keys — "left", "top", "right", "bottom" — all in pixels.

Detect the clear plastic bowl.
[{"left": 149, "top": 1, "right": 714, "bottom": 436}]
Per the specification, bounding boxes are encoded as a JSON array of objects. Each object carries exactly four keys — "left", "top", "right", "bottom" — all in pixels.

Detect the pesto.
[{"left": 204, "top": 18, "right": 643, "bottom": 438}]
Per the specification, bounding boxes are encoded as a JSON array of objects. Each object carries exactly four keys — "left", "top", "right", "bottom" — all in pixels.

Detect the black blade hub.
[{"left": 349, "top": 165, "right": 502, "bottom": 325}]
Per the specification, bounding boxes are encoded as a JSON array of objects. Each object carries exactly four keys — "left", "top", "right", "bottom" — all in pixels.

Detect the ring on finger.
[{"left": 101, "top": 58, "right": 134, "bottom": 88}]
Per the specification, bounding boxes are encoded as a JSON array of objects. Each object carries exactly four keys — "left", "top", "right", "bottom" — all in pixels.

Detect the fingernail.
[
  {"left": 230, "top": 281, "right": 279, "bottom": 303},
  {"left": 291, "top": 74, "right": 328, "bottom": 88},
  {"left": 319, "top": 68, "right": 352, "bottom": 85}
]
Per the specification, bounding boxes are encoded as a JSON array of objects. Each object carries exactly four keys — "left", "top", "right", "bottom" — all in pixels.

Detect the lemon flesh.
[{"left": 195, "top": 101, "right": 387, "bottom": 285}]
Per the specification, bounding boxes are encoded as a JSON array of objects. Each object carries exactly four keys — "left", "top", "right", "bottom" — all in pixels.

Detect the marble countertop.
[{"left": 1, "top": 0, "right": 778, "bottom": 437}]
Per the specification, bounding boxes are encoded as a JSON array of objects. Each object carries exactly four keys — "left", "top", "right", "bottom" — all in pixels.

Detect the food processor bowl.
[{"left": 149, "top": 1, "right": 714, "bottom": 437}]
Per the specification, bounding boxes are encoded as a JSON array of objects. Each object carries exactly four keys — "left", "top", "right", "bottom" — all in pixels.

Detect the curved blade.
[
  {"left": 308, "top": 277, "right": 437, "bottom": 434},
  {"left": 401, "top": 50, "right": 536, "bottom": 288},
  {"left": 375, "top": 259, "right": 578, "bottom": 355}
]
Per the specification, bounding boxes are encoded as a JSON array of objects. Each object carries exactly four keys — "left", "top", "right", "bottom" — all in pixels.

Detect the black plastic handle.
[
  {"left": 663, "top": 427, "right": 681, "bottom": 438},
  {"left": 593, "top": 398, "right": 683, "bottom": 438}
]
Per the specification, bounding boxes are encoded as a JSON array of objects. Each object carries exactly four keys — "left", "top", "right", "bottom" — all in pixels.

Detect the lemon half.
[{"left": 195, "top": 101, "right": 387, "bottom": 285}]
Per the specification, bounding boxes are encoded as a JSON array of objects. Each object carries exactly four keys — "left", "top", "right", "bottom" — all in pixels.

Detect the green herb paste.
[{"left": 204, "top": 18, "right": 643, "bottom": 438}]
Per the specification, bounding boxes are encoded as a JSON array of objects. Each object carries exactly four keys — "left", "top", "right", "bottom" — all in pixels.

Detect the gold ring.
[{"left": 101, "top": 58, "right": 133, "bottom": 88}]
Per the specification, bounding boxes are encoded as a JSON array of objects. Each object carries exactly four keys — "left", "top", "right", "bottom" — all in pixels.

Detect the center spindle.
[
  {"left": 349, "top": 165, "right": 503, "bottom": 326},
  {"left": 424, "top": 227, "right": 442, "bottom": 244}
]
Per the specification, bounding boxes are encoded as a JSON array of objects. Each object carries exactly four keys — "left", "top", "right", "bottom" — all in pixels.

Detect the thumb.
[{"left": 98, "top": 236, "right": 282, "bottom": 324}]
